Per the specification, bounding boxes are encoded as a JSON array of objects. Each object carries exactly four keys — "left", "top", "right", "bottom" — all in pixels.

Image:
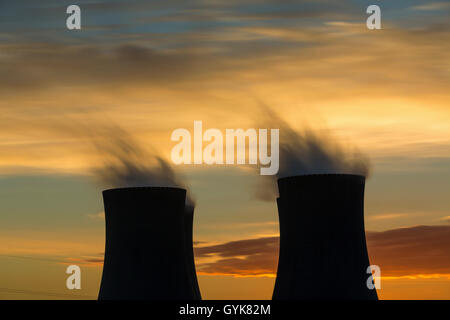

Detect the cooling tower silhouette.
[
  {"left": 98, "top": 187, "right": 201, "bottom": 300},
  {"left": 272, "top": 174, "right": 378, "bottom": 300},
  {"left": 184, "top": 205, "right": 202, "bottom": 300}
]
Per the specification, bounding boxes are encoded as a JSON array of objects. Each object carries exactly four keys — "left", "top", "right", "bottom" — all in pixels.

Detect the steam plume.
[
  {"left": 91, "top": 125, "right": 195, "bottom": 206},
  {"left": 256, "top": 107, "right": 371, "bottom": 201}
]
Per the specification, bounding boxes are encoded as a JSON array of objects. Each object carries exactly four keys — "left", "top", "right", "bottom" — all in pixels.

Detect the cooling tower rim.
[
  {"left": 278, "top": 173, "right": 365, "bottom": 182},
  {"left": 102, "top": 186, "right": 186, "bottom": 193},
  {"left": 277, "top": 174, "right": 365, "bottom": 196}
]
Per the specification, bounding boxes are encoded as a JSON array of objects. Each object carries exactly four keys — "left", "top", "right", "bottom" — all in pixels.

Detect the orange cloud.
[
  {"left": 195, "top": 237, "right": 279, "bottom": 277},
  {"left": 194, "top": 225, "right": 450, "bottom": 278},
  {"left": 367, "top": 225, "right": 450, "bottom": 277}
]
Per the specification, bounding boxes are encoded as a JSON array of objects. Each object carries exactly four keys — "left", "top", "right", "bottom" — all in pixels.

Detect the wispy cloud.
[
  {"left": 437, "top": 216, "right": 450, "bottom": 224},
  {"left": 411, "top": 2, "right": 450, "bottom": 11},
  {"left": 87, "top": 212, "right": 105, "bottom": 220},
  {"left": 368, "top": 213, "right": 410, "bottom": 221},
  {"left": 367, "top": 225, "right": 450, "bottom": 277},
  {"left": 195, "top": 236, "right": 278, "bottom": 277}
]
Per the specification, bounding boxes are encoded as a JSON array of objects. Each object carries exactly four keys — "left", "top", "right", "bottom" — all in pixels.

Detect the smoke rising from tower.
[
  {"left": 91, "top": 125, "right": 195, "bottom": 206},
  {"left": 92, "top": 125, "right": 200, "bottom": 299},
  {"left": 256, "top": 107, "right": 370, "bottom": 201}
]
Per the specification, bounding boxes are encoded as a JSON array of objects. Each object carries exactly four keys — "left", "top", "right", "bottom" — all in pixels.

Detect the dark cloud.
[
  {"left": 63, "top": 225, "right": 450, "bottom": 276},
  {"left": 141, "top": 0, "right": 356, "bottom": 23},
  {"left": 195, "top": 225, "right": 450, "bottom": 277},
  {"left": 1, "top": 15, "right": 449, "bottom": 98},
  {"left": 195, "top": 237, "right": 279, "bottom": 276},
  {"left": 64, "top": 254, "right": 104, "bottom": 266},
  {"left": 196, "top": 236, "right": 278, "bottom": 258},
  {"left": 367, "top": 225, "right": 450, "bottom": 276},
  {"left": 84, "top": 258, "right": 104, "bottom": 263},
  {"left": 0, "top": 44, "right": 201, "bottom": 92}
]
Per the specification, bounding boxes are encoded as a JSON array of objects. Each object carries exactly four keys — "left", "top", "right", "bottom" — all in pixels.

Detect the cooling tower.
[
  {"left": 184, "top": 205, "right": 202, "bottom": 300},
  {"left": 98, "top": 187, "right": 201, "bottom": 300},
  {"left": 272, "top": 174, "right": 378, "bottom": 300}
]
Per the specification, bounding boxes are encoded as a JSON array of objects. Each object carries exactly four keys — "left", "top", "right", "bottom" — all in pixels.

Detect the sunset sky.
[{"left": 0, "top": 0, "right": 449, "bottom": 299}]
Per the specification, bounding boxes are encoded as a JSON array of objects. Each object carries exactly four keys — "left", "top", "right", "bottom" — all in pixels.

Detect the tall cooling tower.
[
  {"left": 272, "top": 174, "right": 378, "bottom": 300},
  {"left": 98, "top": 187, "right": 201, "bottom": 300},
  {"left": 184, "top": 205, "right": 202, "bottom": 300}
]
